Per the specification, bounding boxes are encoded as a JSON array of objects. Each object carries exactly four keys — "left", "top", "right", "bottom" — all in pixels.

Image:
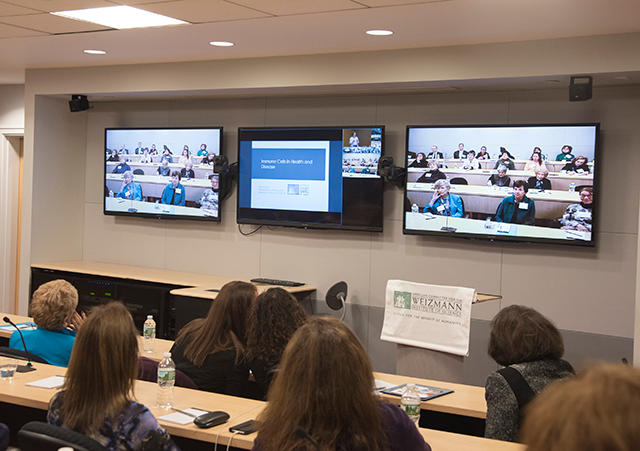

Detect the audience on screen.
[
  {"left": 520, "top": 363, "right": 640, "bottom": 451},
  {"left": 495, "top": 180, "right": 536, "bottom": 225},
  {"left": 532, "top": 146, "right": 546, "bottom": 161},
  {"left": 245, "top": 288, "right": 308, "bottom": 400},
  {"left": 555, "top": 145, "right": 574, "bottom": 162},
  {"left": 150, "top": 144, "right": 159, "bottom": 155},
  {"left": 161, "top": 171, "right": 186, "bottom": 206},
  {"left": 157, "top": 160, "right": 171, "bottom": 176},
  {"left": 170, "top": 281, "right": 257, "bottom": 396},
  {"left": 199, "top": 175, "right": 220, "bottom": 212},
  {"left": 408, "top": 152, "right": 429, "bottom": 168},
  {"left": 139, "top": 148, "right": 153, "bottom": 164},
  {"left": 253, "top": 316, "right": 431, "bottom": 451},
  {"left": 134, "top": 142, "right": 144, "bottom": 155},
  {"left": 559, "top": 187, "right": 593, "bottom": 232},
  {"left": 424, "top": 179, "right": 463, "bottom": 217},
  {"left": 10, "top": 280, "right": 84, "bottom": 367},
  {"left": 180, "top": 161, "right": 195, "bottom": 179},
  {"left": 453, "top": 142, "right": 468, "bottom": 159},
  {"left": 524, "top": 152, "right": 547, "bottom": 172},
  {"left": 426, "top": 145, "right": 443, "bottom": 160},
  {"left": 487, "top": 166, "right": 511, "bottom": 187},
  {"left": 118, "top": 144, "right": 129, "bottom": 155},
  {"left": 562, "top": 155, "right": 590, "bottom": 174},
  {"left": 462, "top": 150, "right": 480, "bottom": 170},
  {"left": 179, "top": 146, "right": 191, "bottom": 166},
  {"left": 527, "top": 168, "right": 552, "bottom": 191},
  {"left": 112, "top": 155, "right": 131, "bottom": 174},
  {"left": 47, "top": 302, "right": 180, "bottom": 451},
  {"left": 107, "top": 149, "right": 119, "bottom": 162},
  {"left": 477, "top": 146, "right": 490, "bottom": 160},
  {"left": 416, "top": 161, "right": 447, "bottom": 183},
  {"left": 484, "top": 305, "right": 574, "bottom": 443},
  {"left": 117, "top": 170, "right": 143, "bottom": 201},
  {"left": 201, "top": 152, "right": 216, "bottom": 166},
  {"left": 494, "top": 149, "right": 515, "bottom": 170},
  {"left": 161, "top": 146, "right": 173, "bottom": 164},
  {"left": 197, "top": 143, "right": 208, "bottom": 157}
]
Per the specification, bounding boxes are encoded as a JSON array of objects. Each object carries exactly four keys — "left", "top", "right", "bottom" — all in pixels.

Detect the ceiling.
[{"left": 1, "top": 0, "right": 640, "bottom": 86}]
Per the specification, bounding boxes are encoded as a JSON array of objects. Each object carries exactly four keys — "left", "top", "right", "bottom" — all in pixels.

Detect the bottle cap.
[
  {"left": 164, "top": 352, "right": 171, "bottom": 358},
  {"left": 147, "top": 315, "right": 153, "bottom": 319},
  {"left": 407, "top": 383, "right": 416, "bottom": 389}
]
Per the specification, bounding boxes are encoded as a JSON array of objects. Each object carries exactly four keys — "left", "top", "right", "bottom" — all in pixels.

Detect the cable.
[
  {"left": 238, "top": 224, "right": 262, "bottom": 236},
  {"left": 214, "top": 404, "right": 262, "bottom": 451},
  {"left": 227, "top": 430, "right": 242, "bottom": 451}
]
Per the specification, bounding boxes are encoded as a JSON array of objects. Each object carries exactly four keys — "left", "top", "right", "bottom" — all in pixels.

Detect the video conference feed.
[
  {"left": 104, "top": 128, "right": 222, "bottom": 221},
  {"left": 237, "top": 127, "right": 384, "bottom": 231},
  {"left": 404, "top": 124, "right": 599, "bottom": 245}
]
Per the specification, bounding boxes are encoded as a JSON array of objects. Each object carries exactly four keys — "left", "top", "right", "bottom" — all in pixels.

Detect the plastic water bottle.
[
  {"left": 109, "top": 190, "right": 114, "bottom": 198},
  {"left": 411, "top": 203, "right": 419, "bottom": 217},
  {"left": 569, "top": 182, "right": 576, "bottom": 192},
  {"left": 157, "top": 352, "right": 175, "bottom": 408},
  {"left": 400, "top": 383, "right": 421, "bottom": 426},
  {"left": 143, "top": 315, "right": 156, "bottom": 353}
]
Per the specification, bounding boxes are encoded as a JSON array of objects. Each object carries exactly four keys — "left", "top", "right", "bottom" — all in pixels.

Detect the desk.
[
  {"left": 105, "top": 197, "right": 213, "bottom": 217},
  {"left": 0, "top": 363, "right": 524, "bottom": 451},
  {"left": 106, "top": 173, "right": 210, "bottom": 202},
  {"left": 106, "top": 162, "right": 216, "bottom": 180}
]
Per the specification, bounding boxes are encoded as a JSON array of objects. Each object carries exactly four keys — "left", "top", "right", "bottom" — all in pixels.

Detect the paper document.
[
  {"left": 26, "top": 376, "right": 65, "bottom": 389},
  {"left": 159, "top": 408, "right": 209, "bottom": 425},
  {"left": 0, "top": 323, "right": 36, "bottom": 331}
]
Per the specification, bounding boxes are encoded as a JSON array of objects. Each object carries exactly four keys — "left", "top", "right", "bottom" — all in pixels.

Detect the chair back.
[
  {"left": 449, "top": 177, "right": 468, "bottom": 185},
  {"left": 18, "top": 421, "right": 109, "bottom": 451},
  {"left": 133, "top": 168, "right": 144, "bottom": 175}
]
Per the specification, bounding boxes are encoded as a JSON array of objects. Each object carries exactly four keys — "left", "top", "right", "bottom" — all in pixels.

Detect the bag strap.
[{"left": 497, "top": 366, "right": 536, "bottom": 411}]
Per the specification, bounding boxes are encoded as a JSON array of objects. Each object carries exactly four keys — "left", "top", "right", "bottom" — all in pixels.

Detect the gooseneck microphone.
[
  {"left": 294, "top": 427, "right": 321, "bottom": 451},
  {"left": 3, "top": 316, "right": 37, "bottom": 373}
]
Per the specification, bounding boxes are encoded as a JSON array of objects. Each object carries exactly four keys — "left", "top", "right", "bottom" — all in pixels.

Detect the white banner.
[{"left": 380, "top": 280, "right": 475, "bottom": 357}]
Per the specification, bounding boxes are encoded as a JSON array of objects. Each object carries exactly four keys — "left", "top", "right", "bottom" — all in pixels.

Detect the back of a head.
[
  {"left": 488, "top": 305, "right": 564, "bottom": 366},
  {"left": 30, "top": 280, "right": 78, "bottom": 330},
  {"left": 257, "top": 316, "right": 386, "bottom": 451},
  {"left": 521, "top": 363, "right": 640, "bottom": 451}
]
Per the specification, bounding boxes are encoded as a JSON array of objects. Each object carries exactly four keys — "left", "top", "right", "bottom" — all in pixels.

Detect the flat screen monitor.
[
  {"left": 237, "top": 126, "right": 384, "bottom": 232},
  {"left": 404, "top": 124, "right": 599, "bottom": 246},
  {"left": 104, "top": 127, "right": 222, "bottom": 222}
]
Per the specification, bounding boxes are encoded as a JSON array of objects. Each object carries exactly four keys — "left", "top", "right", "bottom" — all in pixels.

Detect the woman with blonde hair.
[
  {"left": 10, "top": 279, "right": 84, "bottom": 367},
  {"left": 253, "top": 316, "right": 431, "bottom": 451},
  {"left": 170, "top": 281, "right": 257, "bottom": 396},
  {"left": 47, "top": 302, "right": 179, "bottom": 451}
]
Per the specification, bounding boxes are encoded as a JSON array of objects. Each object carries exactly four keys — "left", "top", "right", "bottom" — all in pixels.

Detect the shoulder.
[{"left": 380, "top": 403, "right": 431, "bottom": 451}]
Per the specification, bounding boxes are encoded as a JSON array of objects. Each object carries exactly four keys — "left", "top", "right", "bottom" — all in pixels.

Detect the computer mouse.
[{"left": 194, "top": 411, "right": 230, "bottom": 429}]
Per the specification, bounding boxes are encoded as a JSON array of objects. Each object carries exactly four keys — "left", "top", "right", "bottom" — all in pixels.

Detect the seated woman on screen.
[
  {"left": 424, "top": 179, "right": 463, "bottom": 217},
  {"left": 197, "top": 143, "right": 208, "bottom": 157},
  {"left": 416, "top": 160, "right": 446, "bottom": 183},
  {"left": 246, "top": 288, "right": 308, "bottom": 400},
  {"left": 408, "top": 152, "right": 428, "bottom": 168},
  {"left": 487, "top": 166, "right": 511, "bottom": 187},
  {"left": 562, "top": 155, "right": 590, "bottom": 174},
  {"left": 462, "top": 150, "right": 480, "bottom": 170},
  {"left": 157, "top": 160, "right": 171, "bottom": 176},
  {"left": 116, "top": 171, "right": 142, "bottom": 201},
  {"left": 10, "top": 280, "right": 84, "bottom": 367},
  {"left": 160, "top": 171, "right": 186, "bottom": 206},
  {"left": 170, "top": 281, "right": 257, "bottom": 396},
  {"left": 149, "top": 143, "right": 159, "bottom": 155},
  {"left": 107, "top": 149, "right": 119, "bottom": 162},
  {"left": 559, "top": 187, "right": 593, "bottom": 232},
  {"left": 47, "top": 302, "right": 180, "bottom": 451},
  {"left": 494, "top": 148, "right": 515, "bottom": 170},
  {"left": 180, "top": 161, "right": 195, "bottom": 179},
  {"left": 198, "top": 175, "right": 219, "bottom": 212},
  {"left": 477, "top": 146, "right": 490, "bottom": 160},
  {"left": 112, "top": 155, "right": 131, "bottom": 174},
  {"left": 178, "top": 146, "right": 191, "bottom": 166},
  {"left": 253, "top": 316, "right": 431, "bottom": 451},
  {"left": 160, "top": 146, "right": 173, "bottom": 164},
  {"left": 139, "top": 148, "right": 153, "bottom": 164},
  {"left": 201, "top": 152, "right": 216, "bottom": 166},
  {"left": 527, "top": 167, "right": 552, "bottom": 191},
  {"left": 484, "top": 305, "right": 574, "bottom": 443},
  {"left": 524, "top": 152, "right": 547, "bottom": 172},
  {"left": 495, "top": 180, "right": 536, "bottom": 225},
  {"left": 555, "top": 145, "right": 574, "bottom": 162}
]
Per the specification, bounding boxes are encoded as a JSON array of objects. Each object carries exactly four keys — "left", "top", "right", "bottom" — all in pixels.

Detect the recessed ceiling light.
[
  {"left": 84, "top": 49, "right": 106, "bottom": 55},
  {"left": 210, "top": 41, "right": 234, "bottom": 47},
  {"left": 366, "top": 29, "right": 393, "bottom": 36},
  {"left": 52, "top": 5, "right": 188, "bottom": 30}
]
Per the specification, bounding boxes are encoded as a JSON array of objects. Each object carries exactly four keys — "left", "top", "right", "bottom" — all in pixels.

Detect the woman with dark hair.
[
  {"left": 253, "top": 316, "right": 430, "bottom": 451},
  {"left": 484, "top": 305, "right": 574, "bottom": 442},
  {"left": 170, "top": 281, "right": 257, "bottom": 396},
  {"left": 494, "top": 148, "right": 515, "bottom": 170},
  {"left": 562, "top": 155, "right": 590, "bottom": 174},
  {"left": 245, "top": 288, "right": 308, "bottom": 400},
  {"left": 47, "top": 302, "right": 179, "bottom": 451},
  {"left": 408, "top": 152, "right": 428, "bottom": 168},
  {"left": 416, "top": 160, "right": 446, "bottom": 183}
]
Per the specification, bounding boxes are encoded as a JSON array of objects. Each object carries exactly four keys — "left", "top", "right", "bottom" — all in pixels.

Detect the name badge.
[
  {"left": 577, "top": 169, "right": 584, "bottom": 173},
  {"left": 437, "top": 205, "right": 445, "bottom": 213},
  {"left": 519, "top": 202, "right": 529, "bottom": 210},
  {"left": 176, "top": 188, "right": 182, "bottom": 194}
]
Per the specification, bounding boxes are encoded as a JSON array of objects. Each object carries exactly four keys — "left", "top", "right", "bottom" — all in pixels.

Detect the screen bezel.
[
  {"left": 236, "top": 126, "right": 385, "bottom": 232},
  {"left": 103, "top": 126, "right": 223, "bottom": 223},
  {"left": 402, "top": 123, "right": 600, "bottom": 247}
]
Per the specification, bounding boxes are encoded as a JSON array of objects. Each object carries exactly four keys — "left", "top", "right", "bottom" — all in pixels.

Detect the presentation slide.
[{"left": 250, "top": 141, "right": 330, "bottom": 211}]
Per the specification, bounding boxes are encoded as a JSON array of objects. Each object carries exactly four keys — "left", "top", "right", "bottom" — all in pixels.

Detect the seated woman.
[
  {"left": 107, "top": 149, "right": 119, "bottom": 162},
  {"left": 494, "top": 148, "right": 515, "bottom": 170},
  {"left": 178, "top": 146, "right": 191, "bottom": 166},
  {"left": 524, "top": 152, "right": 547, "bottom": 172},
  {"left": 484, "top": 305, "right": 574, "bottom": 442},
  {"left": 170, "top": 281, "right": 257, "bottom": 396},
  {"left": 416, "top": 160, "right": 446, "bottom": 183},
  {"left": 116, "top": 170, "right": 142, "bottom": 201},
  {"left": 161, "top": 171, "right": 186, "bottom": 206},
  {"left": 10, "top": 279, "right": 84, "bottom": 367},
  {"left": 253, "top": 317, "right": 431, "bottom": 451},
  {"left": 48, "top": 302, "right": 179, "bottom": 451},
  {"left": 199, "top": 175, "right": 219, "bottom": 212},
  {"left": 477, "top": 146, "right": 490, "bottom": 160},
  {"left": 462, "top": 150, "right": 480, "bottom": 170},
  {"left": 555, "top": 145, "right": 574, "bottom": 162},
  {"left": 157, "top": 160, "right": 171, "bottom": 176},
  {"left": 197, "top": 143, "right": 208, "bottom": 157},
  {"left": 160, "top": 146, "right": 173, "bottom": 164},
  {"left": 487, "top": 166, "right": 511, "bottom": 187},
  {"left": 527, "top": 167, "right": 552, "bottom": 191},
  {"left": 139, "top": 148, "right": 153, "bottom": 164},
  {"left": 201, "top": 152, "right": 216, "bottom": 166},
  {"left": 246, "top": 288, "right": 308, "bottom": 400},
  {"left": 562, "top": 155, "right": 590, "bottom": 174},
  {"left": 112, "top": 155, "right": 131, "bottom": 174},
  {"left": 180, "top": 161, "right": 195, "bottom": 179},
  {"left": 495, "top": 180, "right": 536, "bottom": 225},
  {"left": 408, "top": 152, "right": 428, "bottom": 168},
  {"left": 521, "top": 363, "right": 640, "bottom": 451},
  {"left": 559, "top": 187, "right": 593, "bottom": 232},
  {"left": 424, "top": 179, "right": 463, "bottom": 217}
]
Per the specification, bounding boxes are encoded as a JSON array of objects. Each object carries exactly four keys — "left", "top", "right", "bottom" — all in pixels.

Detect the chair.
[
  {"left": 0, "top": 346, "right": 49, "bottom": 364},
  {"left": 449, "top": 177, "right": 468, "bottom": 185},
  {"left": 18, "top": 421, "right": 109, "bottom": 451},
  {"left": 133, "top": 168, "right": 144, "bottom": 175},
  {"left": 137, "top": 356, "right": 198, "bottom": 389}
]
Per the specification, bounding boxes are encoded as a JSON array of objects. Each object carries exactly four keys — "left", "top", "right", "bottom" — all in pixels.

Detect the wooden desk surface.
[
  {"left": 375, "top": 372, "right": 487, "bottom": 419},
  {"left": 1, "top": 363, "right": 522, "bottom": 451},
  {"left": 0, "top": 313, "right": 34, "bottom": 339}
]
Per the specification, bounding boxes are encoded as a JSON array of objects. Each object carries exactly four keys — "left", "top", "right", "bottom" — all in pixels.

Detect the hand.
[
  {"left": 69, "top": 310, "right": 86, "bottom": 331},
  {"left": 576, "top": 225, "right": 590, "bottom": 232}
]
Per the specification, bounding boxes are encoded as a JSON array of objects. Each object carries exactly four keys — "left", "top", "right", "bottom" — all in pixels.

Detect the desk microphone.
[
  {"left": 294, "top": 427, "right": 321, "bottom": 451},
  {"left": 3, "top": 317, "right": 37, "bottom": 373}
]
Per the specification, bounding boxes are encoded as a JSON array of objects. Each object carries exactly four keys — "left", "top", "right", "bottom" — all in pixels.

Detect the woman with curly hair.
[{"left": 245, "top": 287, "right": 307, "bottom": 400}]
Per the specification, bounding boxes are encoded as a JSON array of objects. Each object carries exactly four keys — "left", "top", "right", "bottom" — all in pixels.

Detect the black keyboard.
[{"left": 250, "top": 278, "right": 305, "bottom": 287}]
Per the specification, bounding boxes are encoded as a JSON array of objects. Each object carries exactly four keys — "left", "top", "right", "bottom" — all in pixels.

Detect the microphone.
[
  {"left": 3, "top": 317, "right": 37, "bottom": 373},
  {"left": 294, "top": 427, "right": 321, "bottom": 451}
]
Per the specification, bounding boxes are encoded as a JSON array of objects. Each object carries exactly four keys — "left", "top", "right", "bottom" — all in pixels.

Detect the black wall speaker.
[
  {"left": 69, "top": 95, "right": 90, "bottom": 112},
  {"left": 569, "top": 76, "right": 593, "bottom": 102}
]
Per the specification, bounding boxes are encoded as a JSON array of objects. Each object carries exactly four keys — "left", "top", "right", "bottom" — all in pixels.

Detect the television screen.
[
  {"left": 404, "top": 124, "right": 599, "bottom": 246},
  {"left": 104, "top": 127, "right": 223, "bottom": 222},
  {"left": 237, "top": 126, "right": 384, "bottom": 232}
]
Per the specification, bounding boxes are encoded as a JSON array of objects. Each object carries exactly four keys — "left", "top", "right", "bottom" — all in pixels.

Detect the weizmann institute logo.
[{"left": 394, "top": 291, "right": 412, "bottom": 310}]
